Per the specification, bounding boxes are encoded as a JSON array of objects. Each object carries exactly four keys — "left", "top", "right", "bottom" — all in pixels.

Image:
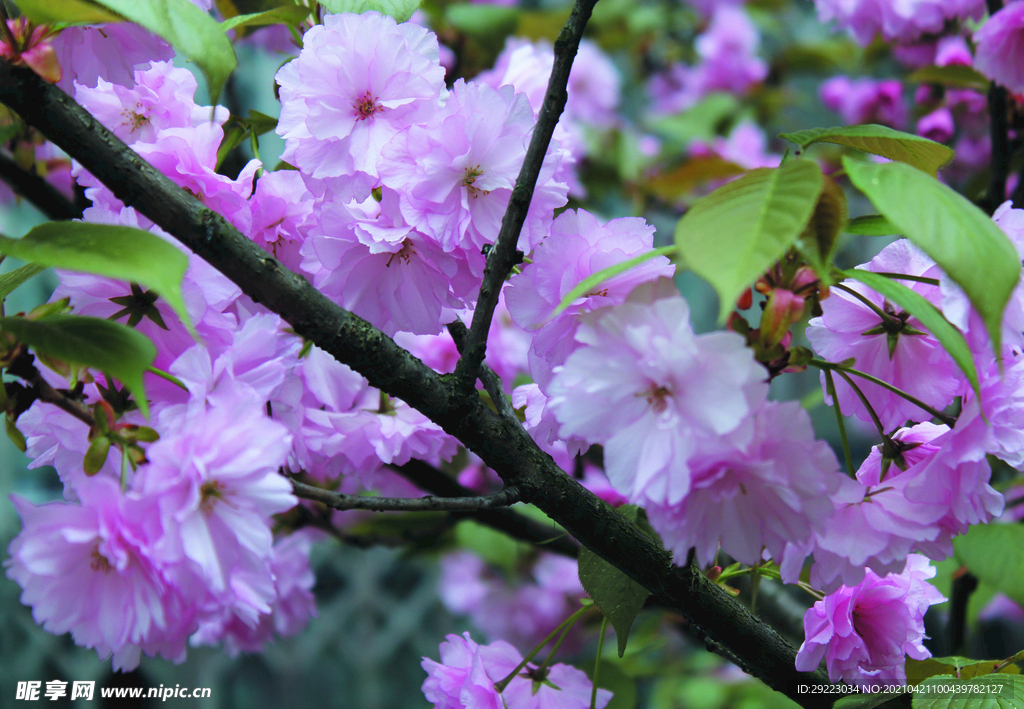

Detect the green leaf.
[
  {"left": 578, "top": 506, "right": 653, "bottom": 658},
  {"left": 912, "top": 674, "right": 1024, "bottom": 709},
  {"left": 578, "top": 545, "right": 649, "bottom": 658},
  {"left": 221, "top": 4, "right": 309, "bottom": 30},
  {"left": 93, "top": 0, "right": 237, "bottom": 105},
  {"left": 908, "top": 65, "right": 990, "bottom": 91},
  {"left": 954, "top": 524, "right": 1024, "bottom": 608},
  {"left": 550, "top": 246, "right": 675, "bottom": 320},
  {"left": 839, "top": 269, "right": 979, "bottom": 402},
  {"left": 12, "top": 0, "right": 122, "bottom": 24},
  {"left": 844, "top": 157, "right": 1021, "bottom": 358},
  {"left": 908, "top": 657, "right": 1020, "bottom": 685},
  {"left": 0, "top": 316, "right": 157, "bottom": 417},
  {"left": 248, "top": 110, "right": 279, "bottom": 136},
  {"left": 322, "top": 0, "right": 421, "bottom": 21},
  {"left": 0, "top": 222, "right": 194, "bottom": 337},
  {"left": 0, "top": 263, "right": 45, "bottom": 301},
  {"left": 846, "top": 214, "right": 901, "bottom": 236},
  {"left": 6, "top": 416, "right": 26, "bottom": 452},
  {"left": 444, "top": 3, "right": 519, "bottom": 37},
  {"left": 835, "top": 694, "right": 906, "bottom": 709},
  {"left": 644, "top": 157, "right": 746, "bottom": 202},
  {"left": 84, "top": 436, "right": 112, "bottom": 475},
  {"left": 780, "top": 125, "right": 954, "bottom": 176},
  {"left": 675, "top": 158, "right": 824, "bottom": 320},
  {"left": 796, "top": 174, "right": 847, "bottom": 281}
]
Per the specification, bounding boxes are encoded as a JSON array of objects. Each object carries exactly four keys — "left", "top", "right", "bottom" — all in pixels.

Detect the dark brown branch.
[
  {"left": 984, "top": 0, "right": 1009, "bottom": 215},
  {"left": 447, "top": 319, "right": 516, "bottom": 421},
  {"left": 392, "top": 459, "right": 581, "bottom": 558},
  {"left": 0, "top": 152, "right": 83, "bottom": 221},
  {"left": 292, "top": 479, "right": 521, "bottom": 512},
  {"left": 452, "top": 0, "right": 598, "bottom": 393},
  {"left": 0, "top": 61, "right": 838, "bottom": 708}
]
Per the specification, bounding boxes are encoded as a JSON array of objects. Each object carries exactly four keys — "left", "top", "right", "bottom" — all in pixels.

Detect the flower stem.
[
  {"left": 824, "top": 369, "right": 855, "bottom": 476},
  {"left": 494, "top": 604, "right": 590, "bottom": 693},
  {"left": 810, "top": 359, "right": 955, "bottom": 426},
  {"left": 872, "top": 272, "right": 940, "bottom": 286},
  {"left": 590, "top": 616, "right": 608, "bottom": 709},
  {"left": 834, "top": 369, "right": 887, "bottom": 438},
  {"left": 832, "top": 283, "right": 903, "bottom": 329}
]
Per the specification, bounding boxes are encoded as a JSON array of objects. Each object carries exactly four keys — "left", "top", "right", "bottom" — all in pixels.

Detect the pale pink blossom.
[
  {"left": 975, "top": 2, "right": 1024, "bottom": 96},
  {"left": 549, "top": 284, "right": 768, "bottom": 506}
]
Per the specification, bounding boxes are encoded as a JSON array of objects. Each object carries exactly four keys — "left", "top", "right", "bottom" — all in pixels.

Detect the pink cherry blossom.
[
  {"left": 301, "top": 189, "right": 473, "bottom": 336},
  {"left": 549, "top": 283, "right": 768, "bottom": 506},
  {"left": 52, "top": 23, "right": 173, "bottom": 93},
  {"left": 505, "top": 208, "right": 674, "bottom": 388},
  {"left": 646, "top": 400, "right": 841, "bottom": 567},
  {"left": 796, "top": 555, "right": 946, "bottom": 686},
  {"left": 421, "top": 632, "right": 611, "bottom": 709},
  {"left": 74, "top": 61, "right": 226, "bottom": 145},
  {"left": 975, "top": 2, "right": 1024, "bottom": 96},
  {"left": 379, "top": 79, "right": 568, "bottom": 274},
  {"left": 806, "top": 239, "right": 962, "bottom": 430},
  {"left": 248, "top": 170, "right": 316, "bottom": 274},
  {"left": 5, "top": 477, "right": 182, "bottom": 670},
  {"left": 275, "top": 11, "right": 446, "bottom": 201}
]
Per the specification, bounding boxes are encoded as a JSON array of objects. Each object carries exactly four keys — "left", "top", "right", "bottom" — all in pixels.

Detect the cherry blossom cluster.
[{"left": 3, "top": 2, "right": 1021, "bottom": 700}]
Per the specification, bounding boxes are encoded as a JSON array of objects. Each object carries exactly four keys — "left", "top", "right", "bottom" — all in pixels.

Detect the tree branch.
[
  {"left": 451, "top": 0, "right": 598, "bottom": 393},
  {"left": 447, "top": 319, "right": 516, "bottom": 420},
  {"left": 984, "top": 0, "right": 1009, "bottom": 215},
  {"left": 0, "top": 152, "right": 83, "bottom": 221},
  {"left": 0, "top": 60, "right": 838, "bottom": 708},
  {"left": 391, "top": 459, "right": 582, "bottom": 558},
  {"left": 292, "top": 479, "right": 522, "bottom": 512}
]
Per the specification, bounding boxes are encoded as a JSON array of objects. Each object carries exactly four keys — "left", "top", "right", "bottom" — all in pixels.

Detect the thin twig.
[
  {"left": 834, "top": 369, "right": 887, "bottom": 438},
  {"left": 292, "top": 479, "right": 521, "bottom": 512},
  {"left": 447, "top": 319, "right": 517, "bottom": 421},
  {"left": 390, "top": 459, "right": 581, "bottom": 558},
  {"left": 824, "top": 369, "right": 855, "bottom": 476},
  {"left": 452, "top": 0, "right": 600, "bottom": 393},
  {"left": 985, "top": 0, "right": 1009, "bottom": 214},
  {"left": 0, "top": 153, "right": 83, "bottom": 221}
]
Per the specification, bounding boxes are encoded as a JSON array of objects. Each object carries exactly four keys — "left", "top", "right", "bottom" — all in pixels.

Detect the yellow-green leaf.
[
  {"left": 780, "top": 125, "right": 954, "bottom": 176},
  {"left": 675, "top": 158, "right": 824, "bottom": 320}
]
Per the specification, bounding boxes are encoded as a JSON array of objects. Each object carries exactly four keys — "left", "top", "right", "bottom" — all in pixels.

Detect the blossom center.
[
  {"left": 200, "top": 479, "right": 226, "bottom": 515},
  {"left": 122, "top": 103, "right": 149, "bottom": 133},
  {"left": 90, "top": 546, "right": 112, "bottom": 573},
  {"left": 640, "top": 384, "right": 673, "bottom": 413},
  {"left": 462, "top": 165, "right": 489, "bottom": 198},
  {"left": 385, "top": 240, "right": 417, "bottom": 267},
  {"left": 353, "top": 91, "right": 384, "bottom": 121}
]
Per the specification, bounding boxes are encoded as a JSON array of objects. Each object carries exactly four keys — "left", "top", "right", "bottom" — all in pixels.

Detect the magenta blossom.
[
  {"left": 814, "top": 0, "right": 984, "bottom": 45},
  {"left": 52, "top": 23, "right": 173, "bottom": 93},
  {"left": 421, "top": 632, "right": 611, "bottom": 709},
  {"left": 820, "top": 76, "right": 906, "bottom": 128},
  {"left": 975, "top": 2, "right": 1024, "bottom": 96},
  {"left": 5, "top": 477, "right": 180, "bottom": 671},
  {"left": 796, "top": 555, "right": 946, "bottom": 686}
]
